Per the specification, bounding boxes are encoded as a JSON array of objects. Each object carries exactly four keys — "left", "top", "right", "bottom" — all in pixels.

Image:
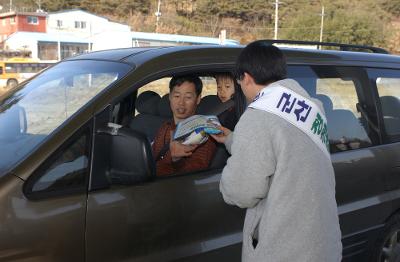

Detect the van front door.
[
  {"left": 86, "top": 171, "right": 244, "bottom": 261},
  {"left": 85, "top": 108, "right": 244, "bottom": 262}
]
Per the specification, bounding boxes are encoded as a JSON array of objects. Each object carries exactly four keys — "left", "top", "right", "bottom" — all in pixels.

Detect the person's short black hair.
[
  {"left": 169, "top": 75, "right": 203, "bottom": 96},
  {"left": 235, "top": 40, "right": 287, "bottom": 85}
]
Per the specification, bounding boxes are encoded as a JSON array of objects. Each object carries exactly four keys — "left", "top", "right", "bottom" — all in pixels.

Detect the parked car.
[{"left": 1, "top": 41, "right": 400, "bottom": 262}]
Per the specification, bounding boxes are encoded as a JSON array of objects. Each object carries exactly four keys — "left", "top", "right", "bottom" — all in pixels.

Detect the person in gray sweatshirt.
[{"left": 211, "top": 41, "right": 342, "bottom": 262}]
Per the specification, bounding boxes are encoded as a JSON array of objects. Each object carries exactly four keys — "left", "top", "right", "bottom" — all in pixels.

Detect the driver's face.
[{"left": 169, "top": 81, "right": 200, "bottom": 123}]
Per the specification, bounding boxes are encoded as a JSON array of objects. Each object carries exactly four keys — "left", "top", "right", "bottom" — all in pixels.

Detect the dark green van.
[{"left": 1, "top": 42, "right": 400, "bottom": 262}]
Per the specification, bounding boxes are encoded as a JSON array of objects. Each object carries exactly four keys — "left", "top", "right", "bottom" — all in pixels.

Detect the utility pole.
[
  {"left": 319, "top": 5, "right": 325, "bottom": 44},
  {"left": 274, "top": 0, "right": 279, "bottom": 40},
  {"left": 9, "top": 0, "right": 12, "bottom": 12},
  {"left": 155, "top": 0, "right": 161, "bottom": 33},
  {"left": 219, "top": 29, "right": 226, "bottom": 45}
]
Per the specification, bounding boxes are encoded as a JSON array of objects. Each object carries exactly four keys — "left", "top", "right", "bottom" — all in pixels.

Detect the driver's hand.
[{"left": 169, "top": 132, "right": 198, "bottom": 161}]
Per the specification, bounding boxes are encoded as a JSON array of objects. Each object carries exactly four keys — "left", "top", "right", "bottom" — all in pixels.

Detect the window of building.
[
  {"left": 38, "top": 41, "right": 90, "bottom": 60},
  {"left": 9, "top": 17, "right": 15, "bottom": 24},
  {"left": 2, "top": 19, "right": 6, "bottom": 26},
  {"left": 288, "top": 65, "right": 374, "bottom": 153},
  {"left": 38, "top": 41, "right": 58, "bottom": 60},
  {"left": 60, "top": 43, "right": 89, "bottom": 59},
  {"left": 74, "top": 21, "right": 86, "bottom": 29},
  {"left": 368, "top": 68, "right": 400, "bottom": 141},
  {"left": 27, "top": 16, "right": 38, "bottom": 25}
]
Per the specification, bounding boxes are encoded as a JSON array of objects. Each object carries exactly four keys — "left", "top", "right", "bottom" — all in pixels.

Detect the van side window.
[
  {"left": 288, "top": 65, "right": 373, "bottom": 153},
  {"left": 24, "top": 128, "right": 90, "bottom": 199},
  {"left": 136, "top": 76, "right": 217, "bottom": 116},
  {"left": 131, "top": 76, "right": 218, "bottom": 139},
  {"left": 129, "top": 75, "right": 225, "bottom": 177},
  {"left": 367, "top": 68, "right": 400, "bottom": 141}
]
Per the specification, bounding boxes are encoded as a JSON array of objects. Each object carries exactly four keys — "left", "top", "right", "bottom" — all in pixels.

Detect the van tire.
[
  {"left": 369, "top": 214, "right": 400, "bottom": 262},
  {"left": 6, "top": 79, "right": 18, "bottom": 89}
]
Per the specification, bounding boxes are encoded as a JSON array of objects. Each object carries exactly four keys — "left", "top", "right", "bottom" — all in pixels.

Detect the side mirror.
[{"left": 98, "top": 124, "right": 156, "bottom": 185}]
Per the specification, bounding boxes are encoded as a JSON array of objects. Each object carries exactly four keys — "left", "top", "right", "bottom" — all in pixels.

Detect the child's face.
[{"left": 216, "top": 76, "right": 235, "bottom": 103}]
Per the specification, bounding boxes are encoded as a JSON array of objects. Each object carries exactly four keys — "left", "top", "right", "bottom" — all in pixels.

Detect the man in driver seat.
[{"left": 152, "top": 75, "right": 216, "bottom": 176}]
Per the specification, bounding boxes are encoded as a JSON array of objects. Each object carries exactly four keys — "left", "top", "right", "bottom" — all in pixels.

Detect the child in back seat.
[
  {"left": 215, "top": 74, "right": 237, "bottom": 130},
  {"left": 216, "top": 74, "right": 235, "bottom": 103}
]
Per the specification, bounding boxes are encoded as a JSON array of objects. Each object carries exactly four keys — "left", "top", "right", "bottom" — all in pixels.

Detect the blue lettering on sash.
[
  {"left": 253, "top": 91, "right": 265, "bottom": 102},
  {"left": 294, "top": 100, "right": 312, "bottom": 122},
  {"left": 277, "top": 92, "right": 297, "bottom": 113}
]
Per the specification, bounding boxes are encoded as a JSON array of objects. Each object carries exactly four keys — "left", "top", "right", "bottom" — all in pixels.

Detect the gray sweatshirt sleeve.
[
  {"left": 223, "top": 132, "right": 233, "bottom": 154},
  {"left": 220, "top": 109, "right": 276, "bottom": 208}
]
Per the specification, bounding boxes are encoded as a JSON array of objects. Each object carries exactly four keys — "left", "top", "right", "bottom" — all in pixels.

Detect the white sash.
[{"left": 248, "top": 84, "right": 330, "bottom": 159}]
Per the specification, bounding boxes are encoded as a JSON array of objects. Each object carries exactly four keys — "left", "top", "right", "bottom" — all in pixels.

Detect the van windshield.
[{"left": 0, "top": 60, "right": 131, "bottom": 175}]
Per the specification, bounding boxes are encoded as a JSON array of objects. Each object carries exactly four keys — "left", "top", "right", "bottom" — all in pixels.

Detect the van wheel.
[
  {"left": 6, "top": 79, "right": 18, "bottom": 89},
  {"left": 370, "top": 214, "right": 400, "bottom": 262}
]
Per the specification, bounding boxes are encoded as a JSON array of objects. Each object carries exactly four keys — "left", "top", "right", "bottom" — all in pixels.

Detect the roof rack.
[{"left": 262, "top": 40, "right": 389, "bottom": 54}]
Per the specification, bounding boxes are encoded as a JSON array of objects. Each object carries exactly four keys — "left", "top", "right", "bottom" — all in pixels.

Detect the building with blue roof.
[{"left": 2, "top": 9, "right": 239, "bottom": 61}]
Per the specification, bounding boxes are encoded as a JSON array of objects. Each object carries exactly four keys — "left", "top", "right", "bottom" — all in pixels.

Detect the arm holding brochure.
[{"left": 152, "top": 118, "right": 217, "bottom": 176}]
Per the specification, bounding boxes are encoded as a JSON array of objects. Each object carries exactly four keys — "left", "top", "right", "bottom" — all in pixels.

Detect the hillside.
[{"left": 2, "top": 0, "right": 400, "bottom": 53}]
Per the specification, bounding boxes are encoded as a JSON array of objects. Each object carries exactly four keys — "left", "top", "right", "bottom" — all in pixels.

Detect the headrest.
[
  {"left": 136, "top": 91, "right": 160, "bottom": 115},
  {"left": 158, "top": 94, "right": 173, "bottom": 118},
  {"left": 197, "top": 95, "right": 222, "bottom": 115},
  {"left": 380, "top": 96, "right": 400, "bottom": 117}
]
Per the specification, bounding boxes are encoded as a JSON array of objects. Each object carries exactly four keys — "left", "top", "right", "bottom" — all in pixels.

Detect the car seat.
[
  {"left": 315, "top": 94, "right": 370, "bottom": 152},
  {"left": 129, "top": 91, "right": 165, "bottom": 141},
  {"left": 158, "top": 94, "right": 173, "bottom": 119},
  {"left": 196, "top": 95, "right": 221, "bottom": 115},
  {"left": 197, "top": 95, "right": 231, "bottom": 168}
]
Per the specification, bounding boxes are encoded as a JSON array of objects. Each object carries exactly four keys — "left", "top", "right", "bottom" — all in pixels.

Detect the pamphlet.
[{"left": 173, "top": 115, "right": 222, "bottom": 145}]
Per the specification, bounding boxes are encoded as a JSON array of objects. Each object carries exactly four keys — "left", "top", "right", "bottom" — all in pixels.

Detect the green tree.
[
  {"left": 323, "top": 10, "right": 386, "bottom": 46},
  {"left": 382, "top": 0, "right": 400, "bottom": 16},
  {"left": 282, "top": 12, "right": 321, "bottom": 41},
  {"left": 195, "top": 0, "right": 272, "bottom": 22},
  {"left": 118, "top": 0, "right": 151, "bottom": 17},
  {"left": 40, "top": 0, "right": 81, "bottom": 12},
  {"left": 281, "top": 3, "right": 387, "bottom": 47}
]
